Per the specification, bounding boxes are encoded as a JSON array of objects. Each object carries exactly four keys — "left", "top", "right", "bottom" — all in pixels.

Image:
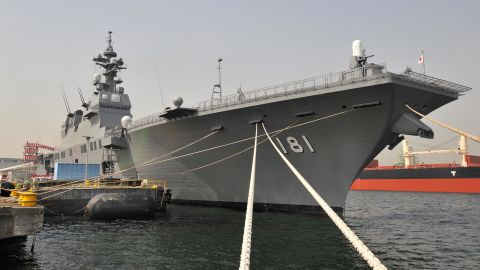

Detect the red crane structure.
[
  {"left": 23, "top": 141, "right": 55, "bottom": 163},
  {"left": 22, "top": 141, "right": 56, "bottom": 179}
]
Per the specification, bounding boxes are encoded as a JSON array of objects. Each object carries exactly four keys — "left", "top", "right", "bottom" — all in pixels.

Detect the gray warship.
[{"left": 42, "top": 32, "right": 470, "bottom": 213}]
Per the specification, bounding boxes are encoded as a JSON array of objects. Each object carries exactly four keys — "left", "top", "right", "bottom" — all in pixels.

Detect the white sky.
[{"left": 0, "top": 0, "right": 479, "bottom": 165}]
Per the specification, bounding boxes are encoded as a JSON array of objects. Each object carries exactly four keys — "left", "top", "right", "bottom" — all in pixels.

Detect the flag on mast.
[
  {"left": 418, "top": 50, "right": 424, "bottom": 64},
  {"left": 418, "top": 50, "right": 425, "bottom": 75}
]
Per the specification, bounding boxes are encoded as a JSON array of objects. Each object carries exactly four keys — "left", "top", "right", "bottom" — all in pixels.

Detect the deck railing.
[
  {"left": 130, "top": 64, "right": 470, "bottom": 130},
  {"left": 197, "top": 64, "right": 387, "bottom": 112},
  {"left": 393, "top": 71, "right": 471, "bottom": 94}
]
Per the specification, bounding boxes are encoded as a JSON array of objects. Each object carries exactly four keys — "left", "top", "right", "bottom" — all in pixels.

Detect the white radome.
[
  {"left": 352, "top": 40, "right": 364, "bottom": 57},
  {"left": 93, "top": 73, "right": 101, "bottom": 83},
  {"left": 173, "top": 96, "right": 183, "bottom": 107},
  {"left": 121, "top": 116, "right": 132, "bottom": 129}
]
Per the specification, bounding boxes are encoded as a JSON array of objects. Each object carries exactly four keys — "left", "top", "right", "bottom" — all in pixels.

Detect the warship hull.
[
  {"left": 42, "top": 34, "right": 469, "bottom": 213},
  {"left": 120, "top": 77, "right": 457, "bottom": 213}
]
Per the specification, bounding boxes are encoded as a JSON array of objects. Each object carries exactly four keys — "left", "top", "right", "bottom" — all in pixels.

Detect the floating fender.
[{"left": 86, "top": 193, "right": 156, "bottom": 220}]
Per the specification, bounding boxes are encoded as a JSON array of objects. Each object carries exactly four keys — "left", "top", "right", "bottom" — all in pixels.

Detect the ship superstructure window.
[
  {"left": 98, "top": 140, "right": 102, "bottom": 149},
  {"left": 94, "top": 141, "right": 97, "bottom": 150},
  {"left": 54, "top": 153, "right": 59, "bottom": 159},
  {"left": 69, "top": 149, "right": 73, "bottom": 156},
  {"left": 101, "top": 94, "right": 109, "bottom": 100},
  {"left": 61, "top": 151, "right": 65, "bottom": 158},
  {"left": 111, "top": 94, "right": 121, "bottom": 102},
  {"left": 81, "top": 144, "right": 87, "bottom": 153},
  {"left": 90, "top": 142, "right": 94, "bottom": 151}
]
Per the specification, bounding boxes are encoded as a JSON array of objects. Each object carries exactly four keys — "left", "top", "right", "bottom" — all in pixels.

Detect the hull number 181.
[{"left": 275, "top": 135, "right": 315, "bottom": 154}]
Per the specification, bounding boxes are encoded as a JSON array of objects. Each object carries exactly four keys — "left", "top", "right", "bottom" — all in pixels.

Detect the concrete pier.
[{"left": 0, "top": 197, "right": 44, "bottom": 240}]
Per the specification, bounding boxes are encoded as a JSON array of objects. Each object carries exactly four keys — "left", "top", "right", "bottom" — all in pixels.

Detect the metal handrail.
[
  {"left": 393, "top": 71, "right": 471, "bottom": 94},
  {"left": 129, "top": 64, "right": 470, "bottom": 130},
  {"left": 130, "top": 65, "right": 386, "bottom": 129},
  {"left": 197, "top": 64, "right": 387, "bottom": 112}
]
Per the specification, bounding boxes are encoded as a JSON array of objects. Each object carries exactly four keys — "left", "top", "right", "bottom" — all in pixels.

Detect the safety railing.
[
  {"left": 130, "top": 65, "right": 387, "bottom": 129},
  {"left": 197, "top": 64, "right": 387, "bottom": 112},
  {"left": 129, "top": 63, "right": 470, "bottom": 130},
  {"left": 393, "top": 71, "right": 471, "bottom": 94},
  {"left": 130, "top": 113, "right": 165, "bottom": 129}
]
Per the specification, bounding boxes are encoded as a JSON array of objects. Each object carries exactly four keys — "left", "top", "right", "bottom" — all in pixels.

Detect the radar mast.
[{"left": 92, "top": 31, "right": 126, "bottom": 93}]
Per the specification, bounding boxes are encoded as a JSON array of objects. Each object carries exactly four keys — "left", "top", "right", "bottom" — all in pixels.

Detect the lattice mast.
[{"left": 211, "top": 58, "right": 223, "bottom": 103}]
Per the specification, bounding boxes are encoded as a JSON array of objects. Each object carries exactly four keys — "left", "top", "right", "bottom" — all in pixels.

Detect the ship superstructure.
[
  {"left": 42, "top": 32, "right": 132, "bottom": 176},
  {"left": 44, "top": 33, "right": 470, "bottom": 213}
]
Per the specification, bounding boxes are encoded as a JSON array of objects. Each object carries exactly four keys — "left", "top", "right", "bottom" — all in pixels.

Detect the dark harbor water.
[{"left": 1, "top": 191, "right": 479, "bottom": 269}]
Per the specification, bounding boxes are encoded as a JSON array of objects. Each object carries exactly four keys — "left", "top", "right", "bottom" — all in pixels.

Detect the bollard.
[
  {"left": 18, "top": 191, "right": 38, "bottom": 207},
  {"left": 10, "top": 189, "right": 19, "bottom": 197}
]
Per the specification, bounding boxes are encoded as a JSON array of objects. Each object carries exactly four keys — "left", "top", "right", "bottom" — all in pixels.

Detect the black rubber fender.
[{"left": 86, "top": 193, "right": 156, "bottom": 220}]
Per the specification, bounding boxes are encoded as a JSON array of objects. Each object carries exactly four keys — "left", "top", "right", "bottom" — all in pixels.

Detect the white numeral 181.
[{"left": 275, "top": 135, "right": 315, "bottom": 154}]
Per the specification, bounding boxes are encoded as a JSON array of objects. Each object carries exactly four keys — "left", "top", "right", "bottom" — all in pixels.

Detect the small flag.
[{"left": 418, "top": 51, "right": 424, "bottom": 64}]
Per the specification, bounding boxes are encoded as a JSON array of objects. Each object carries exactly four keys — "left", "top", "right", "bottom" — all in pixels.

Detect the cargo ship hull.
[{"left": 353, "top": 166, "right": 480, "bottom": 193}]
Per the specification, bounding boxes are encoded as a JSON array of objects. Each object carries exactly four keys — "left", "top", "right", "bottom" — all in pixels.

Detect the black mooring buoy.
[{"left": 86, "top": 193, "right": 156, "bottom": 220}]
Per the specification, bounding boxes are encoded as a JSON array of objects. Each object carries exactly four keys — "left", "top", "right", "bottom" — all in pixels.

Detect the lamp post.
[{"left": 82, "top": 136, "right": 92, "bottom": 184}]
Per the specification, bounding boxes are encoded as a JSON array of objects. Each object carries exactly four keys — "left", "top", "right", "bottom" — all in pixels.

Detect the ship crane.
[
  {"left": 404, "top": 104, "right": 479, "bottom": 168},
  {"left": 402, "top": 135, "right": 469, "bottom": 167},
  {"left": 23, "top": 141, "right": 55, "bottom": 163}
]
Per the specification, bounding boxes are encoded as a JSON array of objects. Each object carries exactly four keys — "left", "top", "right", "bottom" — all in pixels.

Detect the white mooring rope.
[
  {"left": 406, "top": 104, "right": 480, "bottom": 143},
  {"left": 239, "top": 124, "right": 259, "bottom": 270},
  {"left": 261, "top": 122, "right": 388, "bottom": 270}
]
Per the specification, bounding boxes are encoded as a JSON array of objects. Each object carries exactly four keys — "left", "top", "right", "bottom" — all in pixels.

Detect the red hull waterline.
[{"left": 351, "top": 178, "right": 480, "bottom": 193}]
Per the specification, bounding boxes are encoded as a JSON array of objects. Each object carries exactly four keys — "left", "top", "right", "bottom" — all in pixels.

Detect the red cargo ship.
[{"left": 352, "top": 136, "right": 480, "bottom": 193}]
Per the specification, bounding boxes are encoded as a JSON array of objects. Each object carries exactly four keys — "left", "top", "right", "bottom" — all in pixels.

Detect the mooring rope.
[
  {"left": 239, "top": 124, "right": 259, "bottom": 270},
  {"left": 37, "top": 188, "right": 78, "bottom": 201},
  {"left": 44, "top": 205, "right": 87, "bottom": 216},
  {"left": 16, "top": 131, "right": 219, "bottom": 197},
  {"left": 108, "top": 130, "right": 220, "bottom": 178},
  {"left": 406, "top": 104, "right": 480, "bottom": 143},
  {"left": 164, "top": 121, "right": 295, "bottom": 177},
  {"left": 131, "top": 109, "right": 352, "bottom": 172},
  {"left": 14, "top": 110, "right": 351, "bottom": 202},
  {"left": 261, "top": 122, "right": 387, "bottom": 270},
  {"left": 134, "top": 130, "right": 220, "bottom": 169}
]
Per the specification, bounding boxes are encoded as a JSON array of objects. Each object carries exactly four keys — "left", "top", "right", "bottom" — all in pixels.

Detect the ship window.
[
  {"left": 90, "top": 142, "right": 94, "bottom": 151},
  {"left": 69, "top": 149, "right": 73, "bottom": 156},
  {"left": 98, "top": 140, "right": 102, "bottom": 148},
  {"left": 81, "top": 144, "right": 87, "bottom": 153},
  {"left": 101, "top": 94, "right": 109, "bottom": 100},
  {"left": 111, "top": 94, "right": 121, "bottom": 103},
  {"left": 94, "top": 141, "right": 97, "bottom": 150},
  {"left": 61, "top": 151, "right": 65, "bottom": 158}
]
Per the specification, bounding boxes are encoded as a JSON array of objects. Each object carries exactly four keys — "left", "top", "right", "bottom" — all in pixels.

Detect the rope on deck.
[
  {"left": 261, "top": 122, "right": 388, "bottom": 270},
  {"left": 239, "top": 124, "right": 259, "bottom": 270}
]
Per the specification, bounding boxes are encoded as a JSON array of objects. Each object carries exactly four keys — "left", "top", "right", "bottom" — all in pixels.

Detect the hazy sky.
[{"left": 0, "top": 0, "right": 479, "bottom": 165}]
